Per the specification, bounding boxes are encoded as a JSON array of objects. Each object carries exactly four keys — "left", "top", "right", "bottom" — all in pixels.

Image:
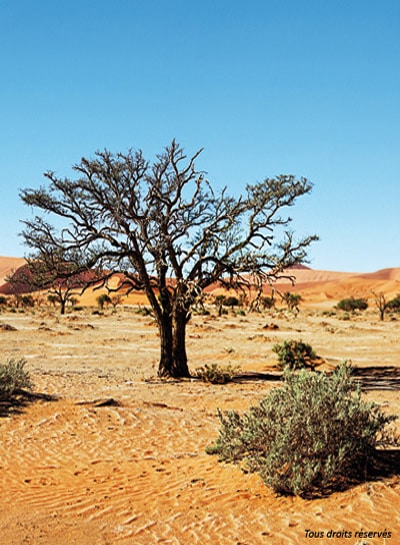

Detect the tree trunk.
[
  {"left": 157, "top": 312, "right": 174, "bottom": 378},
  {"left": 172, "top": 309, "right": 190, "bottom": 378},
  {"left": 157, "top": 309, "right": 190, "bottom": 379}
]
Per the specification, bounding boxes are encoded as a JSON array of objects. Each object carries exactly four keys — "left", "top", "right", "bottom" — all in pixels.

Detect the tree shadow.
[
  {"left": 233, "top": 370, "right": 283, "bottom": 383},
  {"left": 288, "top": 449, "right": 400, "bottom": 500},
  {"left": 350, "top": 366, "right": 400, "bottom": 391},
  {"left": 0, "top": 389, "right": 59, "bottom": 417},
  {"left": 369, "top": 448, "right": 400, "bottom": 481},
  {"left": 233, "top": 366, "right": 400, "bottom": 391}
]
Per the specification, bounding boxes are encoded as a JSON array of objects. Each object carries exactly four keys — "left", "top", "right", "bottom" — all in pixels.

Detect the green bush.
[
  {"left": 336, "top": 297, "right": 368, "bottom": 312},
  {"left": 193, "top": 363, "right": 241, "bottom": 384},
  {"left": 0, "top": 358, "right": 33, "bottom": 401},
  {"left": 223, "top": 296, "right": 240, "bottom": 308},
  {"left": 21, "top": 295, "right": 35, "bottom": 308},
  {"left": 261, "top": 296, "right": 275, "bottom": 310},
  {"left": 283, "top": 292, "right": 302, "bottom": 312},
  {"left": 272, "top": 339, "right": 317, "bottom": 370},
  {"left": 387, "top": 294, "right": 400, "bottom": 312},
  {"left": 206, "top": 362, "right": 397, "bottom": 497},
  {"left": 96, "top": 293, "right": 112, "bottom": 309}
]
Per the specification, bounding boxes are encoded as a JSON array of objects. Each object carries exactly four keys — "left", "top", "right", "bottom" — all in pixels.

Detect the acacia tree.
[
  {"left": 20, "top": 140, "right": 317, "bottom": 378},
  {"left": 8, "top": 256, "right": 90, "bottom": 314},
  {"left": 282, "top": 291, "right": 303, "bottom": 314},
  {"left": 373, "top": 291, "right": 388, "bottom": 321}
]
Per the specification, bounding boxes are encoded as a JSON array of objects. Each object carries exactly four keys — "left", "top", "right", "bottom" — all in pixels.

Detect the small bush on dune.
[
  {"left": 206, "top": 362, "right": 397, "bottom": 497},
  {"left": 0, "top": 358, "right": 33, "bottom": 401}
]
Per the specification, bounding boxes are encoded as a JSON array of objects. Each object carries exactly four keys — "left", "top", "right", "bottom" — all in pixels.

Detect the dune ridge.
[{"left": 1, "top": 256, "right": 399, "bottom": 307}]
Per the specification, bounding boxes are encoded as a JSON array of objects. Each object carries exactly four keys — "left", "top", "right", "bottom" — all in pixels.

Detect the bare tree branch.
[{"left": 20, "top": 140, "right": 318, "bottom": 377}]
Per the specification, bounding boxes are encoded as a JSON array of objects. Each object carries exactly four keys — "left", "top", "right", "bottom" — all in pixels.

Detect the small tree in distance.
[
  {"left": 387, "top": 294, "right": 400, "bottom": 313},
  {"left": 373, "top": 291, "right": 388, "bottom": 321},
  {"left": 283, "top": 291, "right": 303, "bottom": 313},
  {"left": 97, "top": 293, "right": 111, "bottom": 310},
  {"left": 8, "top": 259, "right": 90, "bottom": 315},
  {"left": 20, "top": 140, "right": 317, "bottom": 378}
]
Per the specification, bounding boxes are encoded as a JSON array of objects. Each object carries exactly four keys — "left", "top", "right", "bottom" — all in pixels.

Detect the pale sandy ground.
[
  {"left": 0, "top": 258, "right": 400, "bottom": 545},
  {"left": 0, "top": 299, "right": 400, "bottom": 545}
]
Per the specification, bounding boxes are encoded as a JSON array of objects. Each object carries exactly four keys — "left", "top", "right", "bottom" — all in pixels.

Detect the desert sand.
[
  {"left": 0, "top": 259, "right": 400, "bottom": 544},
  {"left": 0, "top": 256, "right": 26, "bottom": 286}
]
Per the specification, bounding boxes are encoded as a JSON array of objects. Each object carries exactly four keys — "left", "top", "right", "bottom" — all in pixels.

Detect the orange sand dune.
[
  {"left": 1, "top": 256, "right": 399, "bottom": 308},
  {"left": 0, "top": 256, "right": 26, "bottom": 285},
  {"left": 355, "top": 268, "right": 400, "bottom": 282},
  {"left": 273, "top": 268, "right": 400, "bottom": 306}
]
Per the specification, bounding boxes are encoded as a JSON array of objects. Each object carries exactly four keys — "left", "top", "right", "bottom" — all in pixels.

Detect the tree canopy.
[{"left": 20, "top": 140, "right": 317, "bottom": 377}]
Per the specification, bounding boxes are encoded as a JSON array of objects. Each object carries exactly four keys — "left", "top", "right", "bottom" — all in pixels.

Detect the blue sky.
[{"left": 1, "top": 0, "right": 399, "bottom": 272}]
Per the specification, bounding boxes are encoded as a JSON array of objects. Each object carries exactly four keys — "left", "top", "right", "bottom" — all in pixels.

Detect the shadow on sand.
[
  {"left": 234, "top": 366, "right": 400, "bottom": 391},
  {"left": 0, "top": 389, "right": 59, "bottom": 417},
  {"left": 350, "top": 366, "right": 400, "bottom": 391}
]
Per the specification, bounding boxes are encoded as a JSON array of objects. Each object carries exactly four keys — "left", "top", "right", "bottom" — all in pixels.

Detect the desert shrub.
[
  {"left": 193, "top": 363, "right": 241, "bottom": 384},
  {"left": 21, "top": 295, "right": 35, "bottom": 308},
  {"left": 135, "top": 306, "right": 153, "bottom": 316},
  {"left": 272, "top": 339, "right": 317, "bottom": 370},
  {"left": 0, "top": 296, "right": 8, "bottom": 306},
  {"left": 0, "top": 358, "right": 33, "bottom": 401},
  {"left": 283, "top": 292, "right": 302, "bottom": 312},
  {"left": 96, "top": 293, "right": 111, "bottom": 309},
  {"left": 206, "top": 362, "right": 397, "bottom": 497},
  {"left": 223, "top": 296, "right": 240, "bottom": 308},
  {"left": 261, "top": 296, "right": 275, "bottom": 310},
  {"left": 336, "top": 297, "right": 368, "bottom": 312},
  {"left": 47, "top": 294, "right": 58, "bottom": 307},
  {"left": 387, "top": 294, "right": 400, "bottom": 312}
]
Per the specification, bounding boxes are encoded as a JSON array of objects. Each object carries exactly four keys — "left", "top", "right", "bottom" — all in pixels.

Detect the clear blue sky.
[{"left": 1, "top": 0, "right": 399, "bottom": 272}]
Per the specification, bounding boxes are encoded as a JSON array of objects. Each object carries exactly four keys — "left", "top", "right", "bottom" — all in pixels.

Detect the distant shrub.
[
  {"left": 283, "top": 292, "right": 302, "bottom": 312},
  {"left": 0, "top": 296, "right": 8, "bottom": 306},
  {"left": 272, "top": 339, "right": 317, "bottom": 370},
  {"left": 261, "top": 296, "right": 275, "bottom": 310},
  {"left": 135, "top": 306, "right": 153, "bottom": 316},
  {"left": 193, "top": 363, "right": 241, "bottom": 384},
  {"left": 21, "top": 295, "right": 35, "bottom": 308},
  {"left": 223, "top": 296, "right": 240, "bottom": 308},
  {"left": 0, "top": 358, "right": 33, "bottom": 401},
  {"left": 336, "top": 297, "right": 368, "bottom": 312},
  {"left": 387, "top": 294, "right": 400, "bottom": 312},
  {"left": 206, "top": 362, "right": 397, "bottom": 497},
  {"left": 47, "top": 294, "right": 58, "bottom": 307},
  {"left": 96, "top": 293, "right": 111, "bottom": 310}
]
